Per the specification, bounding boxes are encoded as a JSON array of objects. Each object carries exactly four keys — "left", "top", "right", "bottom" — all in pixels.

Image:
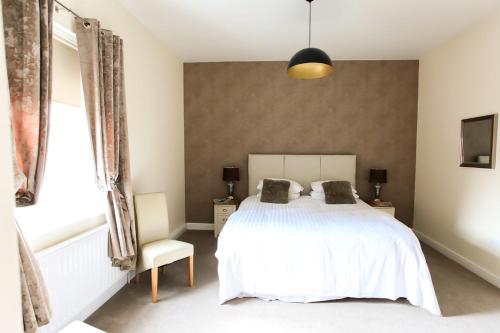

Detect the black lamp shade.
[
  {"left": 287, "top": 48, "right": 334, "bottom": 79},
  {"left": 369, "top": 169, "right": 387, "bottom": 183},
  {"left": 223, "top": 167, "right": 239, "bottom": 182}
]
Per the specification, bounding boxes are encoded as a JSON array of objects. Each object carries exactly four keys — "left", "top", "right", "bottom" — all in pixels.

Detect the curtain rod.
[{"left": 54, "top": 0, "right": 91, "bottom": 26}]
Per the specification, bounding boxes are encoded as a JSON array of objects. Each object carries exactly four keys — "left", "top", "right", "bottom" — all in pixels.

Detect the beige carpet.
[{"left": 87, "top": 231, "right": 500, "bottom": 333}]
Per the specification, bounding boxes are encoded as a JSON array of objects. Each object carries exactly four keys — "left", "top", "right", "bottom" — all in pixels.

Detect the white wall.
[
  {"left": 54, "top": 0, "right": 186, "bottom": 235},
  {"left": 0, "top": 5, "right": 23, "bottom": 332},
  {"left": 415, "top": 10, "right": 500, "bottom": 286}
]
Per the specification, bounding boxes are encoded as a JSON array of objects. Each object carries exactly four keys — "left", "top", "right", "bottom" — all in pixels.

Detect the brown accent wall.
[{"left": 184, "top": 61, "right": 419, "bottom": 225}]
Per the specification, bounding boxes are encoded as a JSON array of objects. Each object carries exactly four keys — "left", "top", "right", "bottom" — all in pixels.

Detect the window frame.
[{"left": 16, "top": 23, "right": 107, "bottom": 253}]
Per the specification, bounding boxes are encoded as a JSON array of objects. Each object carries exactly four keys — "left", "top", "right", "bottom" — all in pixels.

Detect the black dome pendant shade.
[
  {"left": 288, "top": 48, "right": 333, "bottom": 79},
  {"left": 287, "top": 0, "right": 333, "bottom": 79}
]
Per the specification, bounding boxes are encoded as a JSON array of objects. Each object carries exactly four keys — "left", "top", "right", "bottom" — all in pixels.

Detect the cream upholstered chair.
[{"left": 134, "top": 192, "right": 194, "bottom": 303}]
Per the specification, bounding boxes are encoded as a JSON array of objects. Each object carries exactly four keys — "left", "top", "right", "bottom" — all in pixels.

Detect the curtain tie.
[
  {"left": 109, "top": 178, "right": 117, "bottom": 188},
  {"left": 97, "top": 178, "right": 119, "bottom": 192}
]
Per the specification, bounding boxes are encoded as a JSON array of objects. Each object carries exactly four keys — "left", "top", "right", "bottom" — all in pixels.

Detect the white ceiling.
[{"left": 119, "top": 0, "right": 500, "bottom": 62}]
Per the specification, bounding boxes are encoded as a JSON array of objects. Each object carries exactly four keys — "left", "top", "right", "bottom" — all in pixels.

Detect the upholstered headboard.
[{"left": 248, "top": 154, "right": 357, "bottom": 195}]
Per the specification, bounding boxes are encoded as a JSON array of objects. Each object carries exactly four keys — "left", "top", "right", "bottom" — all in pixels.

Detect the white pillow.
[
  {"left": 257, "top": 192, "right": 301, "bottom": 200},
  {"left": 310, "top": 190, "right": 359, "bottom": 200},
  {"left": 311, "top": 180, "right": 357, "bottom": 193},
  {"left": 257, "top": 178, "right": 304, "bottom": 194}
]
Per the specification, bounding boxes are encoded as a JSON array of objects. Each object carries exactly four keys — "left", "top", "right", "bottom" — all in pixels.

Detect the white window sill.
[{"left": 31, "top": 214, "right": 107, "bottom": 253}]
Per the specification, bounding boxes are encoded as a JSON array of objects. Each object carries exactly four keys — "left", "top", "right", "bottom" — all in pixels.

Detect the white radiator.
[{"left": 36, "top": 225, "right": 127, "bottom": 333}]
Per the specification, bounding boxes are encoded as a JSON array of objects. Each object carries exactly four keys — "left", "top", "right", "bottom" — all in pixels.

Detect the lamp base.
[
  {"left": 374, "top": 183, "right": 382, "bottom": 201},
  {"left": 226, "top": 182, "right": 235, "bottom": 198}
]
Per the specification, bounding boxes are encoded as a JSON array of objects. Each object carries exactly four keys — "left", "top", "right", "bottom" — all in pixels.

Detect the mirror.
[{"left": 460, "top": 114, "right": 497, "bottom": 168}]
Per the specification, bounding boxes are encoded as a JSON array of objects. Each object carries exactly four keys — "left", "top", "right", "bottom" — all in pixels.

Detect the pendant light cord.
[{"left": 308, "top": 1, "right": 312, "bottom": 48}]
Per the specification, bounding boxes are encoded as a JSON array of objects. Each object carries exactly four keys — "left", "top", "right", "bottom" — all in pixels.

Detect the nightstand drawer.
[
  {"left": 215, "top": 214, "right": 230, "bottom": 224},
  {"left": 213, "top": 199, "right": 238, "bottom": 237},
  {"left": 214, "top": 214, "right": 231, "bottom": 237},
  {"left": 215, "top": 205, "right": 236, "bottom": 215}
]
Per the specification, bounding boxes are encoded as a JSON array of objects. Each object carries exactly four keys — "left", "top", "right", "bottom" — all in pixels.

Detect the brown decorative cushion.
[
  {"left": 260, "top": 179, "right": 291, "bottom": 204},
  {"left": 322, "top": 181, "right": 356, "bottom": 204}
]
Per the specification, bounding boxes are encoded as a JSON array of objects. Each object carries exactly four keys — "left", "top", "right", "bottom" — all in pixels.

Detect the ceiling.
[{"left": 119, "top": 0, "right": 500, "bottom": 62}]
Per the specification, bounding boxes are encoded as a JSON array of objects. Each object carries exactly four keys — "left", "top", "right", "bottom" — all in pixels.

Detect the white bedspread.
[{"left": 215, "top": 196, "right": 441, "bottom": 315}]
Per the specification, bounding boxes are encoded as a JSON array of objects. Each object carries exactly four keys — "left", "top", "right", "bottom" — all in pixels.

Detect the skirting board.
[
  {"left": 414, "top": 229, "right": 500, "bottom": 288},
  {"left": 170, "top": 224, "right": 187, "bottom": 239},
  {"left": 186, "top": 223, "right": 214, "bottom": 231}
]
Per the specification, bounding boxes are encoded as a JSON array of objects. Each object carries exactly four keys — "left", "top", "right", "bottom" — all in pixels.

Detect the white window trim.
[{"left": 54, "top": 22, "right": 77, "bottom": 49}]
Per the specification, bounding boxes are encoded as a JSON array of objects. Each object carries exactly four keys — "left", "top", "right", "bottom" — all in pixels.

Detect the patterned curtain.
[
  {"left": 3, "top": 0, "right": 52, "bottom": 206},
  {"left": 17, "top": 224, "right": 51, "bottom": 333},
  {"left": 2, "top": 0, "right": 53, "bottom": 332},
  {"left": 75, "top": 18, "right": 137, "bottom": 270}
]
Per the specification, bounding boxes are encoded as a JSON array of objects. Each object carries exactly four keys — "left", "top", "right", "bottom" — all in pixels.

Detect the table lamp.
[
  {"left": 369, "top": 169, "right": 387, "bottom": 202},
  {"left": 223, "top": 166, "right": 239, "bottom": 198}
]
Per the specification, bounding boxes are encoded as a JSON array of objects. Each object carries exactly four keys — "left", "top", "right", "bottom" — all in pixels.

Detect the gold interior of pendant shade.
[{"left": 287, "top": 62, "right": 334, "bottom": 79}]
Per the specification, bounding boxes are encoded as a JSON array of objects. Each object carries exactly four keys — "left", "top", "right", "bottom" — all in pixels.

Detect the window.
[
  {"left": 15, "top": 40, "right": 105, "bottom": 251},
  {"left": 15, "top": 101, "right": 106, "bottom": 248}
]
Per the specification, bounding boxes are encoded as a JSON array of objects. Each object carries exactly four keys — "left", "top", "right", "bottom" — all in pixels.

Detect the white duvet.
[{"left": 215, "top": 196, "right": 441, "bottom": 315}]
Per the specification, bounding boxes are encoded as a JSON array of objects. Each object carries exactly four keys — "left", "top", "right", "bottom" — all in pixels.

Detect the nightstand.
[
  {"left": 371, "top": 205, "right": 395, "bottom": 217},
  {"left": 213, "top": 199, "right": 238, "bottom": 237}
]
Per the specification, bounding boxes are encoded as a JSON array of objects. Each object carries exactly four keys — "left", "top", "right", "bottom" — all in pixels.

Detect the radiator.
[{"left": 36, "top": 225, "right": 127, "bottom": 333}]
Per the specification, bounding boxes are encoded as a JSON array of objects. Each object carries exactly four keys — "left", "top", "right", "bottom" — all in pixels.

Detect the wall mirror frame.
[{"left": 460, "top": 114, "right": 497, "bottom": 169}]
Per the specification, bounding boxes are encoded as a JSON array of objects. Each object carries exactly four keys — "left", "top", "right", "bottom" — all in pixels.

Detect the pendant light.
[{"left": 287, "top": 0, "right": 333, "bottom": 79}]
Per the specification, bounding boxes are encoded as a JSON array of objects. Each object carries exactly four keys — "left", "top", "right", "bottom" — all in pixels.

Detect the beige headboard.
[{"left": 248, "top": 154, "right": 356, "bottom": 195}]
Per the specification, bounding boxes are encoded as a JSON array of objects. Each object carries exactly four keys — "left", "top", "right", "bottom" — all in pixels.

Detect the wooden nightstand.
[
  {"left": 213, "top": 199, "right": 238, "bottom": 237},
  {"left": 370, "top": 204, "right": 396, "bottom": 217}
]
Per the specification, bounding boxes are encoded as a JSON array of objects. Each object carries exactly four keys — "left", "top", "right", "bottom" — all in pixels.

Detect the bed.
[{"left": 215, "top": 154, "right": 441, "bottom": 315}]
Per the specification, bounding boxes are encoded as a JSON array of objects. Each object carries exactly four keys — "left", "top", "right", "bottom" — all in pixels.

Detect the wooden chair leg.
[
  {"left": 135, "top": 272, "right": 141, "bottom": 284},
  {"left": 151, "top": 267, "right": 158, "bottom": 303},
  {"left": 188, "top": 256, "right": 194, "bottom": 288}
]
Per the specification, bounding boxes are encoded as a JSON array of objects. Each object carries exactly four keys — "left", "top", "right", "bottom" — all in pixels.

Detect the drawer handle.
[
  {"left": 222, "top": 218, "right": 227, "bottom": 222},
  {"left": 222, "top": 208, "right": 228, "bottom": 212}
]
